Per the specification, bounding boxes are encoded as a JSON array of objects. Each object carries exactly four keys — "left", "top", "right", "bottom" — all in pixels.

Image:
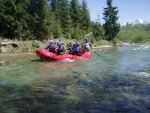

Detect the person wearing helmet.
[
  {"left": 83, "top": 37, "right": 92, "bottom": 52},
  {"left": 45, "top": 40, "right": 57, "bottom": 53},
  {"left": 57, "top": 40, "right": 62, "bottom": 46},
  {"left": 73, "top": 42, "right": 83, "bottom": 56},
  {"left": 57, "top": 41, "right": 66, "bottom": 55},
  {"left": 68, "top": 41, "right": 76, "bottom": 54}
]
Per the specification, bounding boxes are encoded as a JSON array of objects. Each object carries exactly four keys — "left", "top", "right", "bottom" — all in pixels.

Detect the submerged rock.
[{"left": 0, "top": 60, "right": 4, "bottom": 65}]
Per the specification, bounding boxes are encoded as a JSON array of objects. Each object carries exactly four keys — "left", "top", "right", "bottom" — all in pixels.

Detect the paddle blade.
[{"left": 33, "top": 50, "right": 37, "bottom": 54}]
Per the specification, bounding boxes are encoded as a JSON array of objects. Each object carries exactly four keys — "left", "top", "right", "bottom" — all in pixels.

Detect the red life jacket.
[
  {"left": 79, "top": 45, "right": 83, "bottom": 52},
  {"left": 49, "top": 44, "right": 56, "bottom": 52}
]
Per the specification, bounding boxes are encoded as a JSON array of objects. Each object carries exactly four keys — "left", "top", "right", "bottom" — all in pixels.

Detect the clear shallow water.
[{"left": 0, "top": 45, "right": 150, "bottom": 113}]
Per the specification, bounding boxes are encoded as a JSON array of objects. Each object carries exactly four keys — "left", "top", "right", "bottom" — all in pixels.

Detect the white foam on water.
[
  {"left": 131, "top": 45, "right": 150, "bottom": 51},
  {"left": 132, "top": 72, "right": 150, "bottom": 77},
  {"left": 1, "top": 66, "right": 22, "bottom": 71},
  {"left": 62, "top": 58, "right": 74, "bottom": 62},
  {"left": 0, "top": 64, "right": 22, "bottom": 71}
]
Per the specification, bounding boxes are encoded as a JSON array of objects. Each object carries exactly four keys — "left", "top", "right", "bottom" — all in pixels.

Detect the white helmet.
[{"left": 49, "top": 40, "right": 54, "bottom": 44}]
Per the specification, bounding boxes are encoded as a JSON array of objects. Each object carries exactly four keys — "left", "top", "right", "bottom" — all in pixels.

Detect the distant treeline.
[
  {"left": 118, "top": 24, "right": 150, "bottom": 43},
  {"left": 0, "top": 0, "right": 106, "bottom": 42}
]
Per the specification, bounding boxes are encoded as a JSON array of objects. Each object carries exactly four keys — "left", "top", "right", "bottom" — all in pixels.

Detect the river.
[{"left": 0, "top": 44, "right": 150, "bottom": 113}]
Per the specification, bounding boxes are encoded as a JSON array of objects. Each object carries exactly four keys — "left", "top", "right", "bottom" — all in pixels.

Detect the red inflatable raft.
[{"left": 35, "top": 48, "right": 91, "bottom": 60}]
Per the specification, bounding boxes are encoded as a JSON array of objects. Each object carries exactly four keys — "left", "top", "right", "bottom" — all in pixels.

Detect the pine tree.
[
  {"left": 0, "top": 0, "right": 16, "bottom": 39},
  {"left": 52, "top": 20, "right": 63, "bottom": 38},
  {"left": 103, "top": 0, "right": 120, "bottom": 41},
  {"left": 60, "top": 0, "right": 72, "bottom": 39},
  {"left": 92, "top": 22, "right": 105, "bottom": 41},
  {"left": 14, "top": 0, "right": 31, "bottom": 40},
  {"left": 70, "top": 0, "right": 81, "bottom": 28},
  {"left": 69, "top": 0, "right": 82, "bottom": 39},
  {"left": 28, "top": 0, "right": 51, "bottom": 40},
  {"left": 80, "top": 0, "right": 91, "bottom": 33}
]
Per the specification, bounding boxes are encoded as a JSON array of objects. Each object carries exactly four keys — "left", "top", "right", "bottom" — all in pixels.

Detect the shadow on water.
[{"left": 31, "top": 58, "right": 56, "bottom": 63}]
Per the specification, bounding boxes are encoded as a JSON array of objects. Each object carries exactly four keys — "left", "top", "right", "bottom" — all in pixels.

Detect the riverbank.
[
  {"left": 1, "top": 38, "right": 148, "bottom": 53},
  {"left": 0, "top": 39, "right": 116, "bottom": 53}
]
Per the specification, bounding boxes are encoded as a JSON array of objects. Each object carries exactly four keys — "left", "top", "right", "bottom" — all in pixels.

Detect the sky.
[{"left": 79, "top": 0, "right": 150, "bottom": 24}]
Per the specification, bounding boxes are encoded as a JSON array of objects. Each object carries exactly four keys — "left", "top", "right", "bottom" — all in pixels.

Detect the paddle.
[
  {"left": 94, "top": 51, "right": 101, "bottom": 56},
  {"left": 33, "top": 50, "right": 37, "bottom": 54}
]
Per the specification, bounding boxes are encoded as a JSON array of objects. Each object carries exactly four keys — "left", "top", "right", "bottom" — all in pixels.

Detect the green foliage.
[
  {"left": 111, "top": 38, "right": 121, "bottom": 46},
  {"left": 32, "top": 40, "right": 40, "bottom": 48},
  {"left": 0, "top": 0, "right": 106, "bottom": 43},
  {"left": 52, "top": 20, "right": 63, "bottom": 38},
  {"left": 70, "top": 0, "right": 81, "bottom": 28},
  {"left": 59, "top": 0, "right": 72, "bottom": 39},
  {"left": 92, "top": 22, "right": 105, "bottom": 41},
  {"left": 118, "top": 24, "right": 150, "bottom": 43},
  {"left": 93, "top": 40, "right": 112, "bottom": 47},
  {"left": 80, "top": 0, "right": 91, "bottom": 32},
  {"left": 0, "top": 0, "right": 51, "bottom": 40},
  {"left": 103, "top": 0, "right": 120, "bottom": 41}
]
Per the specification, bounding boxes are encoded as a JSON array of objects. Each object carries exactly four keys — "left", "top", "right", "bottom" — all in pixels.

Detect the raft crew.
[
  {"left": 45, "top": 38, "right": 92, "bottom": 56},
  {"left": 83, "top": 37, "right": 92, "bottom": 51},
  {"left": 72, "top": 42, "right": 83, "bottom": 56},
  {"left": 45, "top": 40, "right": 57, "bottom": 53},
  {"left": 56, "top": 41, "right": 66, "bottom": 55},
  {"left": 68, "top": 41, "right": 76, "bottom": 54}
]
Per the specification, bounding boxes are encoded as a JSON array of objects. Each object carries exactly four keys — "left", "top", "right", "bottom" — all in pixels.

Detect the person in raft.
[
  {"left": 57, "top": 41, "right": 66, "bottom": 55},
  {"left": 45, "top": 40, "right": 57, "bottom": 53},
  {"left": 68, "top": 41, "right": 76, "bottom": 54},
  {"left": 73, "top": 42, "right": 83, "bottom": 56},
  {"left": 83, "top": 37, "right": 92, "bottom": 52}
]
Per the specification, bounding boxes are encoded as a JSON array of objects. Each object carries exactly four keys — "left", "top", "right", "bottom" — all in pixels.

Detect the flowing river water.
[{"left": 0, "top": 44, "right": 150, "bottom": 113}]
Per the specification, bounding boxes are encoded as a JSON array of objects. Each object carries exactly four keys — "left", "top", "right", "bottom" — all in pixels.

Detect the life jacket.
[
  {"left": 84, "top": 42, "right": 91, "bottom": 50},
  {"left": 57, "top": 44, "right": 66, "bottom": 55},
  {"left": 69, "top": 44, "right": 74, "bottom": 50},
  {"left": 74, "top": 45, "right": 82, "bottom": 52},
  {"left": 79, "top": 45, "right": 83, "bottom": 52},
  {"left": 73, "top": 45, "right": 82, "bottom": 56},
  {"left": 49, "top": 44, "right": 56, "bottom": 52}
]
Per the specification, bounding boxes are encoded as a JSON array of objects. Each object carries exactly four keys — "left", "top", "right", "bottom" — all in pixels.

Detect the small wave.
[
  {"left": 131, "top": 45, "right": 150, "bottom": 51},
  {"left": 132, "top": 72, "right": 150, "bottom": 77},
  {"left": 62, "top": 58, "right": 74, "bottom": 62},
  {"left": 0, "top": 66, "right": 22, "bottom": 71}
]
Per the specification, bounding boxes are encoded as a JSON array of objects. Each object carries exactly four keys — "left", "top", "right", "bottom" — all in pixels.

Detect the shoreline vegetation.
[
  {"left": 0, "top": 38, "right": 149, "bottom": 53},
  {"left": 0, "top": 38, "right": 114, "bottom": 53}
]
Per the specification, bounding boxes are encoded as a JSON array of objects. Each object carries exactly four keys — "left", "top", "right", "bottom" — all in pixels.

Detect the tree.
[
  {"left": 70, "top": 0, "right": 81, "bottom": 28},
  {"left": 92, "top": 22, "right": 105, "bottom": 41},
  {"left": 52, "top": 20, "right": 63, "bottom": 38},
  {"left": 28, "top": 0, "right": 51, "bottom": 40},
  {"left": 0, "top": 0, "right": 17, "bottom": 39},
  {"left": 80, "top": 0, "right": 91, "bottom": 33},
  {"left": 58, "top": 0, "right": 72, "bottom": 39},
  {"left": 103, "top": 0, "right": 120, "bottom": 41}
]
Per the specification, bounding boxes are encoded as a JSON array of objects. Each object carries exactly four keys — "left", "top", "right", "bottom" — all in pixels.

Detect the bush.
[
  {"left": 32, "top": 40, "right": 40, "bottom": 48},
  {"left": 93, "top": 40, "right": 111, "bottom": 47},
  {"left": 117, "top": 24, "right": 150, "bottom": 43}
]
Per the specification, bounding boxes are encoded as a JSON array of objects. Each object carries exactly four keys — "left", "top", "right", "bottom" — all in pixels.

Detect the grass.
[{"left": 0, "top": 38, "right": 127, "bottom": 53}]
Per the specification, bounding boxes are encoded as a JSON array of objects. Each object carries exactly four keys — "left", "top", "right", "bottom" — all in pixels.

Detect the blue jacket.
[{"left": 57, "top": 45, "right": 65, "bottom": 52}]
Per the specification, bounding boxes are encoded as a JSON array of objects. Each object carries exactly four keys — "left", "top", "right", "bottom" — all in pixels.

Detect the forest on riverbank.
[
  {"left": 0, "top": 0, "right": 120, "bottom": 42},
  {"left": 0, "top": 0, "right": 150, "bottom": 53},
  {"left": 0, "top": 0, "right": 104, "bottom": 42}
]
